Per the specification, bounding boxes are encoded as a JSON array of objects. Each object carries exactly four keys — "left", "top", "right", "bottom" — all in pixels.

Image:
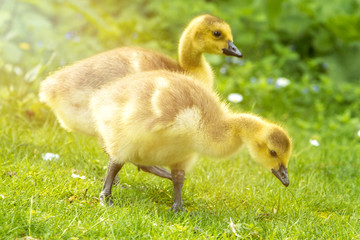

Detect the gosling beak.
[
  {"left": 222, "top": 40, "right": 243, "bottom": 58},
  {"left": 271, "top": 164, "right": 289, "bottom": 187}
]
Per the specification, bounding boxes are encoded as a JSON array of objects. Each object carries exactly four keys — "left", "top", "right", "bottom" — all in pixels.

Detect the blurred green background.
[{"left": 1, "top": 0, "right": 359, "bottom": 132}]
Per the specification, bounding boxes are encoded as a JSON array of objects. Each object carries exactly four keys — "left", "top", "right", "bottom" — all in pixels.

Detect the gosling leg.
[
  {"left": 170, "top": 169, "right": 186, "bottom": 212},
  {"left": 112, "top": 164, "right": 172, "bottom": 186},
  {"left": 137, "top": 165, "right": 172, "bottom": 180},
  {"left": 112, "top": 175, "right": 120, "bottom": 185},
  {"left": 100, "top": 160, "right": 123, "bottom": 206}
]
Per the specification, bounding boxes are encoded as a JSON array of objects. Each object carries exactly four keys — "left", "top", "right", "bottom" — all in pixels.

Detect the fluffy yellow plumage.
[
  {"left": 91, "top": 70, "right": 292, "bottom": 211},
  {"left": 39, "top": 14, "right": 242, "bottom": 136}
]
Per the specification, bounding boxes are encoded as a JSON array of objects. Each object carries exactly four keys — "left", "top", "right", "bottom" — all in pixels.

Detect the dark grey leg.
[
  {"left": 137, "top": 165, "right": 172, "bottom": 180},
  {"left": 112, "top": 175, "right": 120, "bottom": 185},
  {"left": 170, "top": 169, "right": 186, "bottom": 212},
  {"left": 100, "top": 160, "right": 124, "bottom": 206},
  {"left": 113, "top": 164, "right": 172, "bottom": 186}
]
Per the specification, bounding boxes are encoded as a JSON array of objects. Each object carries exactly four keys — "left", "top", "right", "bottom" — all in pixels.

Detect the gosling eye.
[
  {"left": 269, "top": 150, "right": 277, "bottom": 157},
  {"left": 213, "top": 31, "right": 222, "bottom": 37}
]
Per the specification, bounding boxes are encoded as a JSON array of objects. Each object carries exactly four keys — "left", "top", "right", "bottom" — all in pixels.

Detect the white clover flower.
[
  {"left": 357, "top": 130, "right": 360, "bottom": 137},
  {"left": 310, "top": 139, "right": 320, "bottom": 147},
  {"left": 275, "top": 77, "right": 290, "bottom": 88},
  {"left": 72, "top": 173, "right": 86, "bottom": 180},
  {"left": 42, "top": 153, "right": 59, "bottom": 161},
  {"left": 227, "top": 93, "right": 243, "bottom": 103}
]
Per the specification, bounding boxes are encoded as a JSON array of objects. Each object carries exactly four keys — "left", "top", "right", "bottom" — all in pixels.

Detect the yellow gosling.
[
  {"left": 39, "top": 14, "right": 242, "bottom": 137},
  {"left": 90, "top": 70, "right": 292, "bottom": 211}
]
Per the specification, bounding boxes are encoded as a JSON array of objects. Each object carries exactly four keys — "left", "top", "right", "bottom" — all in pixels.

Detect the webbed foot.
[
  {"left": 170, "top": 203, "right": 187, "bottom": 213},
  {"left": 99, "top": 193, "right": 113, "bottom": 206}
]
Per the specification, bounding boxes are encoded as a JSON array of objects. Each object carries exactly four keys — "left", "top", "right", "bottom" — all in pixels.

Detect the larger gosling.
[
  {"left": 39, "top": 14, "right": 242, "bottom": 137},
  {"left": 90, "top": 70, "right": 292, "bottom": 211}
]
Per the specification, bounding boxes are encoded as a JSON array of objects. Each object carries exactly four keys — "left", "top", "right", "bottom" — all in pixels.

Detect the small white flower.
[
  {"left": 42, "top": 153, "right": 59, "bottom": 161},
  {"left": 71, "top": 173, "right": 79, "bottom": 178},
  {"left": 72, "top": 173, "right": 86, "bottom": 180},
  {"left": 0, "top": 195, "right": 4, "bottom": 199},
  {"left": 275, "top": 77, "right": 290, "bottom": 88},
  {"left": 310, "top": 139, "right": 320, "bottom": 147},
  {"left": 357, "top": 130, "right": 360, "bottom": 137},
  {"left": 227, "top": 93, "right": 243, "bottom": 103}
]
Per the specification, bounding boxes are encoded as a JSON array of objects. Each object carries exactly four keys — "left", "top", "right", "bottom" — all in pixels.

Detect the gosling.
[{"left": 90, "top": 70, "right": 292, "bottom": 211}]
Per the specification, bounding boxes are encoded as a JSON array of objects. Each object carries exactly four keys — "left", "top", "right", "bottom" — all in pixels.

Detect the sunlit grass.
[
  {"left": 1, "top": 79, "right": 360, "bottom": 239},
  {"left": 1, "top": 0, "right": 360, "bottom": 238}
]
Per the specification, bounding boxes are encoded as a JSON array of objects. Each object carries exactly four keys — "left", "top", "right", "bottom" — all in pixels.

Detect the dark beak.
[
  {"left": 222, "top": 40, "right": 243, "bottom": 58},
  {"left": 271, "top": 164, "right": 289, "bottom": 187}
]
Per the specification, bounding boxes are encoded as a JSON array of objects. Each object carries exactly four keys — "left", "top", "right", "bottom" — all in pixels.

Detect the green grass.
[
  {"left": 2, "top": 0, "right": 360, "bottom": 238},
  {"left": 1, "top": 78, "right": 360, "bottom": 239}
]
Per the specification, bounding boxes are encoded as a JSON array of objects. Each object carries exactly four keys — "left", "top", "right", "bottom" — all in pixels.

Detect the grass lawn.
[
  {"left": 1, "top": 77, "right": 359, "bottom": 239},
  {"left": 2, "top": 0, "right": 360, "bottom": 239}
]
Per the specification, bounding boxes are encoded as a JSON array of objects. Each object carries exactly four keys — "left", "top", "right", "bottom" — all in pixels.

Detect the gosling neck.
[
  {"left": 231, "top": 114, "right": 265, "bottom": 145},
  {"left": 178, "top": 32, "right": 214, "bottom": 88},
  {"left": 196, "top": 114, "right": 264, "bottom": 158}
]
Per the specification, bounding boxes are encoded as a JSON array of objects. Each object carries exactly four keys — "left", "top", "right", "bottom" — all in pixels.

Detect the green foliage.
[{"left": 1, "top": 0, "right": 360, "bottom": 239}]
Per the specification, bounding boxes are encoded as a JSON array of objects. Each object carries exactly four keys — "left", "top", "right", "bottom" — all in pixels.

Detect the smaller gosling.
[{"left": 90, "top": 71, "right": 292, "bottom": 211}]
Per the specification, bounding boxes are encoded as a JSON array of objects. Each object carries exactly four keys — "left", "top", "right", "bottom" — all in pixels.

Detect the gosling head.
[
  {"left": 248, "top": 124, "right": 292, "bottom": 187},
  {"left": 188, "top": 15, "right": 242, "bottom": 58}
]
